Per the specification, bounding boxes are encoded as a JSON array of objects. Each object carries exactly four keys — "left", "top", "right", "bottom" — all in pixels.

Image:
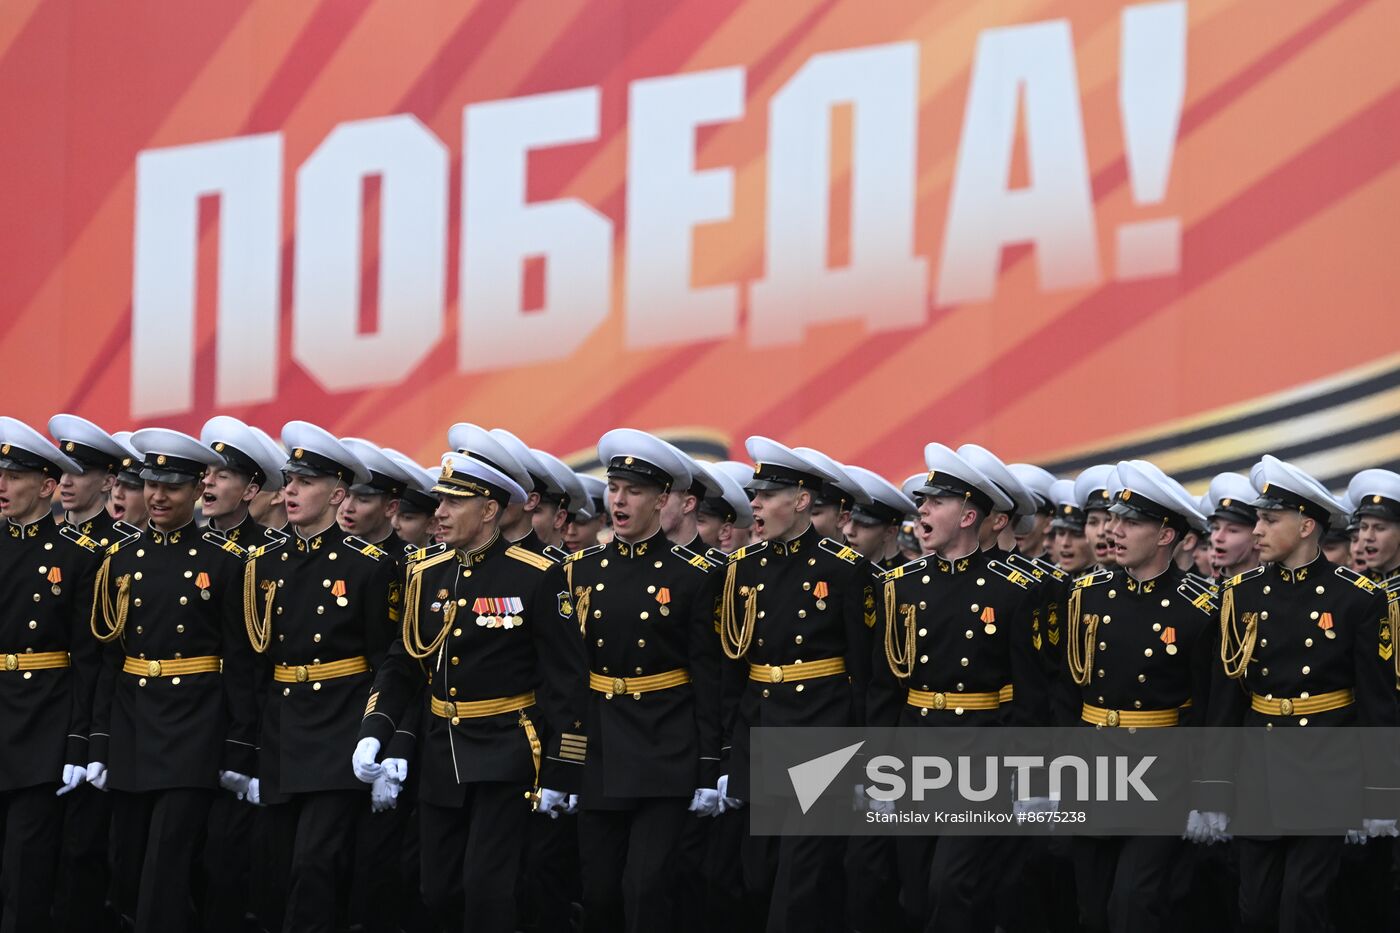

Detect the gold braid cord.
[
  {"left": 882, "top": 577, "right": 916, "bottom": 679},
  {"left": 1388, "top": 594, "right": 1399, "bottom": 683},
  {"left": 567, "top": 563, "right": 590, "bottom": 637},
  {"left": 1064, "top": 586, "right": 1101, "bottom": 687},
  {"left": 518, "top": 709, "right": 543, "bottom": 805},
  {"left": 403, "top": 564, "right": 456, "bottom": 660},
  {"left": 243, "top": 559, "right": 276, "bottom": 654},
  {"left": 89, "top": 557, "right": 131, "bottom": 643},
  {"left": 719, "top": 561, "right": 757, "bottom": 660},
  {"left": 1218, "top": 584, "right": 1258, "bottom": 680}
]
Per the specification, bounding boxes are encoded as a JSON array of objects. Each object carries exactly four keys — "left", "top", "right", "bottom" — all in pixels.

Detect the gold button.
[
  {"left": 451, "top": 717, "right": 461, "bottom": 725},
  {"left": 596, "top": 638, "right": 604, "bottom": 647},
  {"left": 172, "top": 677, "right": 181, "bottom": 685},
  {"left": 282, "top": 687, "right": 290, "bottom": 696},
  {"left": 1099, "top": 642, "right": 1107, "bottom": 650},
  {"left": 798, "top": 610, "right": 806, "bottom": 619},
  {"left": 176, "top": 624, "right": 184, "bottom": 633},
  {"left": 313, "top": 634, "right": 322, "bottom": 643},
  {"left": 971, "top": 604, "right": 979, "bottom": 613},
  {"left": 795, "top": 635, "right": 803, "bottom": 645},
  {"left": 802, "top": 582, "right": 811, "bottom": 591},
  {"left": 1138, "top": 674, "right": 1146, "bottom": 683},
  {"left": 762, "top": 689, "right": 770, "bottom": 698},
  {"left": 1301, "top": 665, "right": 1310, "bottom": 675},
  {"left": 451, "top": 657, "right": 460, "bottom": 666},
  {"left": 1310, "top": 611, "right": 1319, "bottom": 620},
  {"left": 960, "top": 657, "right": 968, "bottom": 667},
  {"left": 134, "top": 572, "right": 142, "bottom": 581},
  {"left": 1102, "top": 615, "right": 1111, "bottom": 623},
  {"left": 449, "top": 687, "right": 457, "bottom": 696},
  {"left": 148, "top": 660, "right": 162, "bottom": 677},
  {"left": 313, "top": 682, "right": 322, "bottom": 691},
  {"left": 795, "top": 684, "right": 804, "bottom": 693},
  {"left": 1143, "top": 648, "right": 1153, "bottom": 657},
  {"left": 918, "top": 628, "right": 927, "bottom": 637},
  {"left": 1160, "top": 599, "right": 1170, "bottom": 608},
  {"left": 1260, "top": 611, "right": 1269, "bottom": 620},
  {"left": 1299, "top": 717, "right": 1308, "bottom": 726},
  {"left": 179, "top": 596, "right": 187, "bottom": 605},
  {"left": 600, "top": 559, "right": 608, "bottom": 568},
  {"left": 921, "top": 575, "right": 930, "bottom": 584},
  {"left": 919, "top": 654, "right": 928, "bottom": 664},
  {"left": 27, "top": 621, "right": 36, "bottom": 630},
  {"left": 184, "top": 570, "right": 193, "bottom": 579},
  {"left": 1152, "top": 623, "right": 1161, "bottom": 632},
  {"left": 1315, "top": 586, "right": 1324, "bottom": 595},
  {"left": 1133, "top": 700, "right": 1142, "bottom": 709},
  {"left": 640, "top": 611, "right": 649, "bottom": 620},
  {"left": 965, "top": 630, "right": 973, "bottom": 639},
  {"left": 637, "top": 639, "right": 646, "bottom": 648},
  {"left": 976, "top": 578, "right": 985, "bottom": 586},
  {"left": 596, "top": 584, "right": 605, "bottom": 591},
  {"left": 1305, "top": 638, "right": 1313, "bottom": 647},
  {"left": 139, "top": 678, "right": 148, "bottom": 687}
]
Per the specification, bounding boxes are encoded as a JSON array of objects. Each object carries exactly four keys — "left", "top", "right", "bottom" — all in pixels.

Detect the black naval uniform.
[
  {"left": 867, "top": 548, "right": 1047, "bottom": 933},
  {"left": 360, "top": 531, "right": 577, "bottom": 933},
  {"left": 57, "top": 507, "right": 120, "bottom": 933},
  {"left": 88, "top": 519, "right": 259, "bottom": 932},
  {"left": 0, "top": 514, "right": 102, "bottom": 933},
  {"left": 719, "top": 525, "right": 873, "bottom": 933},
  {"left": 1200, "top": 553, "right": 1400, "bottom": 933},
  {"left": 244, "top": 523, "right": 396, "bottom": 933},
  {"left": 550, "top": 529, "right": 721, "bottom": 933},
  {"left": 1061, "top": 564, "right": 1215, "bottom": 933}
]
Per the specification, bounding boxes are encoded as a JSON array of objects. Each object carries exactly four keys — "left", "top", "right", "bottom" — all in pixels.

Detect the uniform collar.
[
  {"left": 294, "top": 523, "right": 340, "bottom": 553},
  {"left": 1275, "top": 549, "right": 1326, "bottom": 585},
  {"left": 457, "top": 530, "right": 502, "bottom": 565},
  {"left": 68, "top": 509, "right": 112, "bottom": 537},
  {"left": 1123, "top": 564, "right": 1174, "bottom": 594},
  {"left": 6, "top": 513, "right": 51, "bottom": 539},
  {"left": 769, "top": 525, "right": 819, "bottom": 558},
  {"left": 148, "top": 518, "right": 195, "bottom": 546},
  {"left": 934, "top": 545, "right": 982, "bottom": 575},
  {"left": 208, "top": 512, "right": 258, "bottom": 544},
  {"left": 614, "top": 529, "right": 667, "bottom": 559}
]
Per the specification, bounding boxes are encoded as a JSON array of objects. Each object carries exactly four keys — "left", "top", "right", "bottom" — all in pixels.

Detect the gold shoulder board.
[{"left": 506, "top": 544, "right": 554, "bottom": 571}]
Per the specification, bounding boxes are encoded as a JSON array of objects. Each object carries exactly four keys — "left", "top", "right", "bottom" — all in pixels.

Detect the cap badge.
[
  {"left": 1221, "top": 498, "right": 1232, "bottom": 508},
  {"left": 214, "top": 442, "right": 225, "bottom": 452},
  {"left": 624, "top": 456, "right": 635, "bottom": 465},
  {"left": 1375, "top": 495, "right": 1384, "bottom": 504},
  {"left": 1121, "top": 489, "right": 1132, "bottom": 501},
  {"left": 156, "top": 455, "right": 167, "bottom": 466},
  {"left": 64, "top": 441, "right": 75, "bottom": 452},
  {"left": 293, "top": 448, "right": 304, "bottom": 459},
  {"left": 1, "top": 444, "right": 9, "bottom": 455}
]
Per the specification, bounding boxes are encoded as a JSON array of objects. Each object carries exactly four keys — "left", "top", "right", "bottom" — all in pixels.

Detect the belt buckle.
[
  {"left": 1106, "top": 709, "right": 1120, "bottom": 727},
  {"left": 4, "top": 654, "right": 17, "bottom": 672},
  {"left": 295, "top": 665, "right": 309, "bottom": 684},
  {"left": 1280, "top": 698, "right": 1294, "bottom": 716},
  {"left": 933, "top": 692, "right": 947, "bottom": 711},
  {"left": 611, "top": 677, "right": 626, "bottom": 695},
  {"left": 443, "top": 701, "right": 457, "bottom": 718},
  {"left": 148, "top": 660, "right": 162, "bottom": 677},
  {"left": 769, "top": 666, "right": 784, "bottom": 684}
]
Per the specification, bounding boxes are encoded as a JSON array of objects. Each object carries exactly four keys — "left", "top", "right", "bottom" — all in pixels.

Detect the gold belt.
[
  {"left": 431, "top": 691, "right": 536, "bottom": 721},
  {"left": 123, "top": 656, "right": 221, "bottom": 677},
  {"left": 998, "top": 683, "right": 1014, "bottom": 703},
  {"left": 748, "top": 656, "right": 846, "bottom": 685},
  {"left": 1250, "top": 688, "right": 1354, "bottom": 717},
  {"left": 907, "top": 688, "right": 1001, "bottom": 711},
  {"left": 2, "top": 651, "right": 70, "bottom": 672},
  {"left": 272, "top": 656, "right": 370, "bottom": 683},
  {"left": 589, "top": 669, "right": 691, "bottom": 698},
  {"left": 1081, "top": 702, "right": 1179, "bottom": 728}
]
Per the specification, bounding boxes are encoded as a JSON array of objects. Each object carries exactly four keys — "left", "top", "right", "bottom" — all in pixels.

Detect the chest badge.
[
  {"left": 813, "top": 581, "right": 828, "bottom": 611},
  {"left": 656, "top": 587, "right": 671, "bottom": 617},
  {"left": 981, "top": 606, "right": 996, "bottom": 635},
  {"left": 47, "top": 566, "right": 62, "bottom": 596},
  {"left": 331, "top": 579, "right": 348, "bottom": 607},
  {"left": 1161, "top": 626, "right": 1177, "bottom": 655},
  {"left": 195, "top": 571, "right": 211, "bottom": 599},
  {"left": 1317, "top": 612, "right": 1335, "bottom": 639}
]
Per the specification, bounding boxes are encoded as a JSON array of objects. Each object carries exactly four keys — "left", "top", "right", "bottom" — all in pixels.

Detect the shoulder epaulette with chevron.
[
  {"left": 542, "top": 544, "right": 569, "bottom": 564},
  {"left": 727, "top": 541, "right": 768, "bottom": 563},
  {"left": 344, "top": 536, "right": 387, "bottom": 561},
  {"left": 563, "top": 543, "right": 606, "bottom": 564},
  {"left": 1013, "top": 551, "right": 1068, "bottom": 582},
  {"left": 881, "top": 557, "right": 928, "bottom": 582},
  {"left": 405, "top": 542, "right": 448, "bottom": 564},
  {"left": 818, "top": 538, "right": 860, "bottom": 564},
  {"left": 246, "top": 528, "right": 289, "bottom": 560},
  {"left": 202, "top": 529, "right": 248, "bottom": 560},
  {"left": 987, "top": 559, "right": 1032, "bottom": 590},
  {"left": 1224, "top": 565, "right": 1267, "bottom": 588},
  {"left": 1336, "top": 565, "right": 1379, "bottom": 593},
  {"left": 407, "top": 545, "right": 456, "bottom": 575},
  {"left": 671, "top": 544, "right": 713, "bottom": 572},
  {"left": 72, "top": 520, "right": 142, "bottom": 557},
  {"left": 1003, "top": 551, "right": 1049, "bottom": 583},
  {"left": 1178, "top": 581, "right": 1217, "bottom": 615},
  {"left": 1072, "top": 569, "right": 1115, "bottom": 589},
  {"left": 704, "top": 547, "right": 730, "bottom": 567},
  {"left": 506, "top": 544, "right": 554, "bottom": 571},
  {"left": 59, "top": 523, "right": 103, "bottom": 553}
]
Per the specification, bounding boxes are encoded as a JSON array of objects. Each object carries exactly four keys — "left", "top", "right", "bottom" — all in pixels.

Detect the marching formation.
[{"left": 0, "top": 410, "right": 1397, "bottom": 933}]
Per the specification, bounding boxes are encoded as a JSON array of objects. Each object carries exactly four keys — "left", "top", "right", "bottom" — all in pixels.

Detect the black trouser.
[
  {"left": 519, "top": 810, "right": 578, "bottom": 933},
  {"left": 845, "top": 835, "right": 904, "bottom": 933},
  {"left": 111, "top": 788, "right": 216, "bottom": 933},
  {"left": 1, "top": 784, "right": 64, "bottom": 933},
  {"left": 706, "top": 808, "right": 765, "bottom": 933},
  {"left": 579, "top": 799, "right": 690, "bottom": 933},
  {"left": 264, "top": 791, "right": 363, "bottom": 933},
  {"left": 672, "top": 810, "right": 711, "bottom": 933},
  {"left": 894, "top": 835, "right": 994, "bottom": 933},
  {"left": 1236, "top": 835, "right": 1342, "bottom": 933},
  {"left": 201, "top": 792, "right": 253, "bottom": 933},
  {"left": 56, "top": 783, "right": 113, "bottom": 933},
  {"left": 1072, "top": 835, "right": 1179, "bottom": 933},
  {"left": 353, "top": 794, "right": 429, "bottom": 933},
  {"left": 743, "top": 821, "right": 846, "bottom": 933},
  {"left": 418, "top": 783, "right": 532, "bottom": 933}
]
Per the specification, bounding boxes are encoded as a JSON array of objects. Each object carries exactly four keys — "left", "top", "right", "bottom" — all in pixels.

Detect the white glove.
[
  {"left": 370, "top": 775, "right": 401, "bottom": 813},
  {"left": 536, "top": 788, "right": 569, "bottom": 819},
  {"left": 1185, "top": 810, "right": 1230, "bottom": 844},
  {"left": 84, "top": 761, "right": 107, "bottom": 792},
  {"left": 852, "top": 783, "right": 867, "bottom": 813},
  {"left": 246, "top": 778, "right": 262, "bottom": 806},
  {"left": 382, "top": 758, "right": 408, "bottom": 784},
  {"left": 1365, "top": 818, "right": 1399, "bottom": 838},
  {"left": 58, "top": 763, "right": 88, "bottom": 796},
  {"left": 717, "top": 773, "right": 745, "bottom": 813},
  {"left": 1346, "top": 828, "right": 1369, "bottom": 845},
  {"left": 219, "top": 770, "right": 251, "bottom": 798},
  {"left": 351, "top": 737, "right": 382, "bottom": 784},
  {"left": 689, "top": 787, "right": 721, "bottom": 817}
]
